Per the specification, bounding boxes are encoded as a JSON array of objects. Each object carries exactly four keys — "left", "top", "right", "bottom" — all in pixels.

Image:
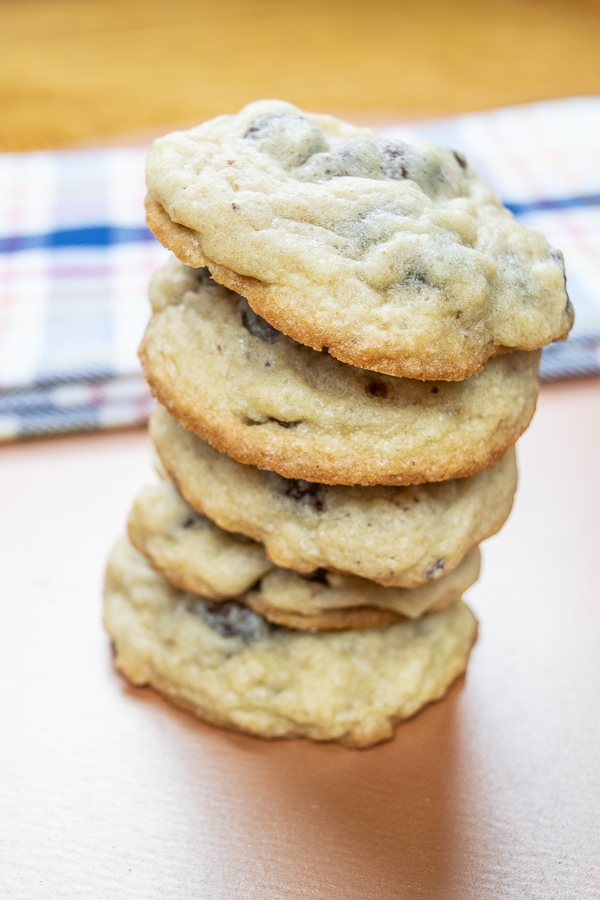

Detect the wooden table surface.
[
  {"left": 2, "top": 0, "right": 600, "bottom": 150},
  {"left": 1, "top": 2, "right": 600, "bottom": 897}
]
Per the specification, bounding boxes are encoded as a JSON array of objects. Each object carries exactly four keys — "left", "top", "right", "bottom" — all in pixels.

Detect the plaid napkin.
[{"left": 1, "top": 97, "right": 599, "bottom": 442}]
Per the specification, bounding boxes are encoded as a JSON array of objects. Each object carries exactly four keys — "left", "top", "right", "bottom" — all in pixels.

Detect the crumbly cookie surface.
[
  {"left": 145, "top": 99, "right": 572, "bottom": 380},
  {"left": 103, "top": 538, "right": 478, "bottom": 747},
  {"left": 248, "top": 548, "right": 480, "bottom": 629},
  {"left": 127, "top": 477, "right": 480, "bottom": 629},
  {"left": 127, "top": 479, "right": 273, "bottom": 599},
  {"left": 151, "top": 404, "right": 516, "bottom": 587},
  {"left": 140, "top": 258, "right": 539, "bottom": 485}
]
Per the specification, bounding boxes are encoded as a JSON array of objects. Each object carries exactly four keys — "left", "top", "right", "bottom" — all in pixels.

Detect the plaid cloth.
[{"left": 1, "top": 97, "right": 599, "bottom": 442}]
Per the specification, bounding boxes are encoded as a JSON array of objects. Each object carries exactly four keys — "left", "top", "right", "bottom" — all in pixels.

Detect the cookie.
[
  {"left": 127, "top": 477, "right": 480, "bottom": 630},
  {"left": 127, "top": 479, "right": 273, "bottom": 600},
  {"left": 151, "top": 404, "right": 516, "bottom": 587},
  {"left": 103, "top": 538, "right": 478, "bottom": 747},
  {"left": 145, "top": 99, "right": 572, "bottom": 381},
  {"left": 246, "top": 548, "right": 480, "bottom": 630},
  {"left": 243, "top": 603, "right": 401, "bottom": 632},
  {"left": 140, "top": 258, "right": 539, "bottom": 486}
]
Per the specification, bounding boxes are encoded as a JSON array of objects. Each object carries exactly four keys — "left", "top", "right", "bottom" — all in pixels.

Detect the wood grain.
[{"left": 1, "top": 0, "right": 600, "bottom": 149}]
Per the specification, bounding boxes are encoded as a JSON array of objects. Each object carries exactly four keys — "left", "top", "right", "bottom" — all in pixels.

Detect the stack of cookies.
[{"left": 104, "top": 101, "right": 572, "bottom": 747}]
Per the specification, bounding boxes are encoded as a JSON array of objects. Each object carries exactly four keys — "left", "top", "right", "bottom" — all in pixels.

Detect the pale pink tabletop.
[{"left": 1, "top": 377, "right": 599, "bottom": 899}]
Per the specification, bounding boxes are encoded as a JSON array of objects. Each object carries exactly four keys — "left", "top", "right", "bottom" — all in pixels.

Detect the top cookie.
[{"left": 145, "top": 99, "right": 573, "bottom": 381}]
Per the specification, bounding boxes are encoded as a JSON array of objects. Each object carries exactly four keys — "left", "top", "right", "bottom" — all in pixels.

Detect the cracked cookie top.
[{"left": 145, "top": 99, "right": 573, "bottom": 381}]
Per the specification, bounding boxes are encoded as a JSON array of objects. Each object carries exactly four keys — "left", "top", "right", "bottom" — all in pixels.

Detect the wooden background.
[{"left": 1, "top": 0, "right": 600, "bottom": 150}]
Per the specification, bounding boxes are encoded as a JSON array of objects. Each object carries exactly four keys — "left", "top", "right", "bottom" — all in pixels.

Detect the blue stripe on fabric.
[
  {"left": 1, "top": 194, "right": 599, "bottom": 253},
  {"left": 0, "top": 225, "right": 156, "bottom": 253},
  {"left": 0, "top": 194, "right": 600, "bottom": 253},
  {"left": 504, "top": 193, "right": 600, "bottom": 216},
  {"left": 540, "top": 332, "right": 600, "bottom": 381},
  {"left": 1, "top": 407, "right": 102, "bottom": 439}
]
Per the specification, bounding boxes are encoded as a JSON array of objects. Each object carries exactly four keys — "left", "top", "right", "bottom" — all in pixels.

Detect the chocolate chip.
[
  {"left": 431, "top": 386, "right": 439, "bottom": 394},
  {"left": 305, "top": 568, "right": 330, "bottom": 585},
  {"left": 231, "top": 202, "right": 239, "bottom": 210},
  {"left": 242, "top": 415, "right": 267, "bottom": 426},
  {"left": 549, "top": 249, "right": 572, "bottom": 319},
  {"left": 426, "top": 558, "right": 446, "bottom": 579},
  {"left": 244, "top": 112, "right": 293, "bottom": 139},
  {"left": 405, "top": 270, "right": 428, "bottom": 288},
  {"left": 295, "top": 139, "right": 384, "bottom": 181},
  {"left": 193, "top": 598, "right": 273, "bottom": 643},
  {"left": 379, "top": 140, "right": 430, "bottom": 184},
  {"left": 379, "top": 141, "right": 466, "bottom": 198},
  {"left": 244, "top": 113, "right": 328, "bottom": 167},
  {"left": 239, "top": 299, "right": 284, "bottom": 343},
  {"left": 380, "top": 141, "right": 410, "bottom": 179},
  {"left": 366, "top": 379, "right": 389, "bottom": 399},
  {"left": 284, "top": 479, "right": 326, "bottom": 512},
  {"left": 453, "top": 150, "right": 468, "bottom": 169},
  {"left": 182, "top": 513, "right": 206, "bottom": 529}
]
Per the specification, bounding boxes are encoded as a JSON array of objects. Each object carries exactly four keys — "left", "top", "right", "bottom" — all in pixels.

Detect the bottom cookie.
[{"left": 103, "top": 538, "right": 478, "bottom": 748}]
